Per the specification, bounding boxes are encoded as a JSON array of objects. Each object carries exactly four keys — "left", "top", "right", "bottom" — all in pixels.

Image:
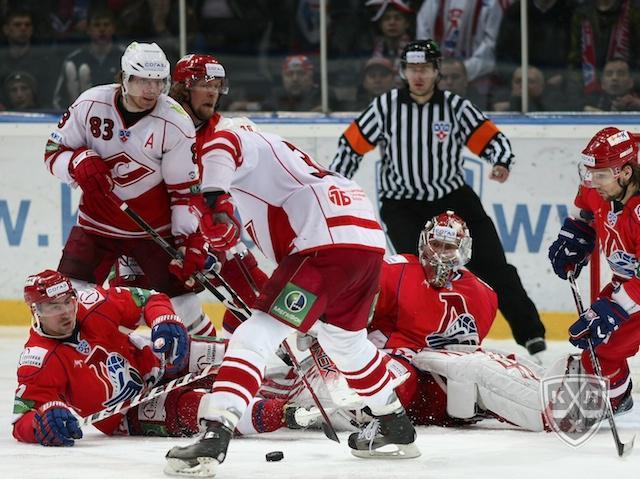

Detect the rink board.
[{"left": 1, "top": 114, "right": 639, "bottom": 326}]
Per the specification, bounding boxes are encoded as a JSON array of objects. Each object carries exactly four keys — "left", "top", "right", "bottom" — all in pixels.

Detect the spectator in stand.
[
  {"left": 584, "top": 58, "right": 640, "bottom": 111},
  {"left": 340, "top": 56, "right": 396, "bottom": 111},
  {"left": 493, "top": 66, "right": 547, "bottom": 112},
  {"left": 52, "top": 9, "right": 124, "bottom": 109},
  {"left": 496, "top": 0, "right": 575, "bottom": 110},
  {"left": 568, "top": 0, "right": 640, "bottom": 96},
  {"left": 261, "top": 54, "right": 322, "bottom": 111},
  {"left": 2, "top": 71, "right": 39, "bottom": 110},
  {"left": 47, "top": 0, "right": 89, "bottom": 43},
  {"left": 416, "top": 0, "right": 503, "bottom": 83},
  {"left": 365, "top": 0, "right": 414, "bottom": 84},
  {"left": 0, "top": 9, "right": 56, "bottom": 108},
  {"left": 437, "top": 57, "right": 490, "bottom": 109}
]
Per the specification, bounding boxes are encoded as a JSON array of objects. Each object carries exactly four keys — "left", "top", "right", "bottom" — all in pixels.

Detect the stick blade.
[
  {"left": 321, "top": 421, "right": 340, "bottom": 443},
  {"left": 618, "top": 434, "right": 635, "bottom": 458}
]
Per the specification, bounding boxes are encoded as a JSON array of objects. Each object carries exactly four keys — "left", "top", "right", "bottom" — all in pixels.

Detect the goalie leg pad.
[
  {"left": 413, "top": 348, "right": 545, "bottom": 431},
  {"left": 188, "top": 338, "right": 227, "bottom": 373}
]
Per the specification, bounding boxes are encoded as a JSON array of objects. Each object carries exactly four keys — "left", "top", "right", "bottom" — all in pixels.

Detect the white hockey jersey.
[
  {"left": 200, "top": 127, "right": 386, "bottom": 263},
  {"left": 416, "top": 0, "right": 503, "bottom": 81},
  {"left": 44, "top": 84, "right": 199, "bottom": 239}
]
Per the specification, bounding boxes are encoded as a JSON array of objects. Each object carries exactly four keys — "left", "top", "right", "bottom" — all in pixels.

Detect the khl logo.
[{"left": 284, "top": 291, "right": 307, "bottom": 312}]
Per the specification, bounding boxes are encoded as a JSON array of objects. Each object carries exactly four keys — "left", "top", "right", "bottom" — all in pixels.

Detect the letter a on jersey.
[{"left": 145, "top": 133, "right": 154, "bottom": 149}]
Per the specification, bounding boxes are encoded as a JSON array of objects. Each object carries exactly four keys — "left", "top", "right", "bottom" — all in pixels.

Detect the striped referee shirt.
[{"left": 330, "top": 87, "right": 514, "bottom": 201}]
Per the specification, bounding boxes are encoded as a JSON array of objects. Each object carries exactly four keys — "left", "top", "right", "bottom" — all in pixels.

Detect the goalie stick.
[
  {"left": 79, "top": 364, "right": 216, "bottom": 427},
  {"left": 567, "top": 271, "right": 635, "bottom": 457},
  {"left": 108, "top": 194, "right": 340, "bottom": 442}
]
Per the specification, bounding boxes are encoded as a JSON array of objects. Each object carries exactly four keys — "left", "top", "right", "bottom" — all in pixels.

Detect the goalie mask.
[
  {"left": 24, "top": 270, "right": 78, "bottom": 339},
  {"left": 579, "top": 127, "right": 639, "bottom": 188},
  {"left": 121, "top": 42, "right": 170, "bottom": 98},
  {"left": 419, "top": 211, "right": 472, "bottom": 288}
]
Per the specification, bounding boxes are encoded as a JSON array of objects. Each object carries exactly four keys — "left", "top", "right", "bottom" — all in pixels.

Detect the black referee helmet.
[{"left": 400, "top": 39, "right": 442, "bottom": 77}]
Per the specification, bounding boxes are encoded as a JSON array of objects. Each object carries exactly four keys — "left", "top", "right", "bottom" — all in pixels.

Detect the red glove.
[
  {"left": 169, "top": 233, "right": 209, "bottom": 287},
  {"left": 201, "top": 193, "right": 241, "bottom": 252},
  {"left": 68, "top": 149, "right": 113, "bottom": 196}
]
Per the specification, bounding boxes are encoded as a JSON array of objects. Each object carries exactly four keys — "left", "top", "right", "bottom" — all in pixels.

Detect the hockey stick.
[
  {"left": 107, "top": 194, "right": 251, "bottom": 321},
  {"left": 79, "top": 364, "right": 216, "bottom": 427},
  {"left": 109, "top": 195, "right": 340, "bottom": 441},
  {"left": 567, "top": 271, "right": 635, "bottom": 457}
]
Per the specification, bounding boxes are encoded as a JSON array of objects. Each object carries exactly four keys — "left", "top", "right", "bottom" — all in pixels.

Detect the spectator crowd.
[{"left": 1, "top": 0, "right": 640, "bottom": 113}]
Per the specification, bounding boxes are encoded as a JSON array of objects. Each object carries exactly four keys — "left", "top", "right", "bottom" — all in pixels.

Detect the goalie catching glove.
[
  {"left": 33, "top": 401, "right": 83, "bottom": 447},
  {"left": 548, "top": 217, "right": 595, "bottom": 280}
]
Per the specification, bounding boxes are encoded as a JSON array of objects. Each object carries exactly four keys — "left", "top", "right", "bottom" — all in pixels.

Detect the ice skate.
[
  {"left": 348, "top": 409, "right": 420, "bottom": 459},
  {"left": 164, "top": 421, "right": 232, "bottom": 477}
]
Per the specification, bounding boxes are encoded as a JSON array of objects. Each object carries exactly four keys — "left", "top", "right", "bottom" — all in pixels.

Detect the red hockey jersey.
[
  {"left": 12, "top": 287, "right": 171, "bottom": 443},
  {"left": 368, "top": 254, "right": 497, "bottom": 353}
]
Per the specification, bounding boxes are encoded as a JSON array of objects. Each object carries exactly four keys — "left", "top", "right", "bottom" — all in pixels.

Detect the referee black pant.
[{"left": 380, "top": 185, "right": 545, "bottom": 346}]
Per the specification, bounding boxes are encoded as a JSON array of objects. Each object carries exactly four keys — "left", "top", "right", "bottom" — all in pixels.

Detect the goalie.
[{"left": 290, "top": 212, "right": 551, "bottom": 432}]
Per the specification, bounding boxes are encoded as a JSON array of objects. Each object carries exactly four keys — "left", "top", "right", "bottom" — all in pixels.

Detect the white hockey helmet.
[{"left": 121, "top": 42, "right": 170, "bottom": 96}]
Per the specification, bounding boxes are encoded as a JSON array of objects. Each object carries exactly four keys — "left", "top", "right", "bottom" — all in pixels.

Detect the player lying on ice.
[
  {"left": 11, "top": 270, "right": 309, "bottom": 447},
  {"left": 548, "top": 126, "right": 639, "bottom": 415}
]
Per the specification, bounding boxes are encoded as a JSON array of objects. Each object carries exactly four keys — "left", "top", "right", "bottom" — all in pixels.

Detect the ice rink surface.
[{"left": 0, "top": 326, "right": 638, "bottom": 479}]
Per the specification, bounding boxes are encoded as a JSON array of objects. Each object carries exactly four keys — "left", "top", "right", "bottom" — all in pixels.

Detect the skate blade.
[
  {"left": 164, "top": 457, "right": 219, "bottom": 477},
  {"left": 351, "top": 442, "right": 421, "bottom": 460}
]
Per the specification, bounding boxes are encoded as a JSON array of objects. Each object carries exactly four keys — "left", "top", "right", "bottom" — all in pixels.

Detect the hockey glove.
[
  {"left": 33, "top": 401, "right": 83, "bottom": 447},
  {"left": 201, "top": 192, "right": 241, "bottom": 252},
  {"left": 151, "top": 314, "right": 190, "bottom": 377},
  {"left": 548, "top": 217, "right": 595, "bottom": 280},
  {"left": 169, "top": 233, "right": 209, "bottom": 287},
  {"left": 69, "top": 149, "right": 113, "bottom": 197},
  {"left": 569, "top": 298, "right": 629, "bottom": 349}
]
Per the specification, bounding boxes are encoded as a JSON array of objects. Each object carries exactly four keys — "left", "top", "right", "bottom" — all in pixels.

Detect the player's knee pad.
[
  {"left": 315, "top": 322, "right": 370, "bottom": 362},
  {"left": 229, "top": 310, "right": 293, "bottom": 358}
]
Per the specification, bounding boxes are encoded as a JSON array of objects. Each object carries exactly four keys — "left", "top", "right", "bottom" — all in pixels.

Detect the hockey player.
[
  {"left": 164, "top": 128, "right": 420, "bottom": 476},
  {"left": 548, "top": 126, "right": 638, "bottom": 414},
  {"left": 43, "top": 42, "right": 214, "bottom": 337},
  {"left": 109, "top": 53, "right": 270, "bottom": 338},
  {"left": 12, "top": 270, "right": 304, "bottom": 446},
  {"left": 291, "top": 212, "right": 547, "bottom": 432}
]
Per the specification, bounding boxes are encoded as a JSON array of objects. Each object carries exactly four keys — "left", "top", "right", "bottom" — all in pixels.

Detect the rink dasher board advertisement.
[{"left": 0, "top": 120, "right": 637, "bottom": 312}]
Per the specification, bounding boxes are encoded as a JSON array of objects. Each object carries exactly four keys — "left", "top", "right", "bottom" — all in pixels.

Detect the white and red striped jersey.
[
  {"left": 200, "top": 126, "right": 386, "bottom": 263},
  {"left": 44, "top": 84, "right": 200, "bottom": 239}
]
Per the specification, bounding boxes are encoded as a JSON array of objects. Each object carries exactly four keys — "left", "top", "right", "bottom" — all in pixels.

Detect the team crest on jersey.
[
  {"left": 607, "top": 250, "right": 637, "bottom": 279},
  {"left": 118, "top": 129, "right": 131, "bottom": 142},
  {"left": 426, "top": 313, "right": 479, "bottom": 348},
  {"left": 607, "top": 210, "right": 618, "bottom": 227},
  {"left": 104, "top": 152, "right": 154, "bottom": 187},
  {"left": 433, "top": 122, "right": 451, "bottom": 142},
  {"left": 85, "top": 346, "right": 144, "bottom": 408},
  {"left": 76, "top": 339, "right": 91, "bottom": 355}
]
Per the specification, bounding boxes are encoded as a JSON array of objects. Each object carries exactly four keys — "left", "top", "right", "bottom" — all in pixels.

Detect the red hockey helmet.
[
  {"left": 418, "top": 211, "right": 472, "bottom": 288},
  {"left": 24, "top": 270, "right": 75, "bottom": 305},
  {"left": 580, "top": 127, "right": 639, "bottom": 188},
  {"left": 173, "top": 54, "right": 228, "bottom": 94},
  {"left": 24, "top": 270, "right": 77, "bottom": 338}
]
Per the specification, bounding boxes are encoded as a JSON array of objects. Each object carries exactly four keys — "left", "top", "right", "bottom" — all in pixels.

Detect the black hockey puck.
[{"left": 265, "top": 451, "right": 284, "bottom": 462}]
